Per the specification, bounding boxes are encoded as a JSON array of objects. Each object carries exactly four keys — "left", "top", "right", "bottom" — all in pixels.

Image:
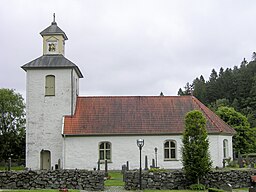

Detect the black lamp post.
[
  {"left": 154, "top": 147, "right": 158, "bottom": 168},
  {"left": 137, "top": 139, "right": 144, "bottom": 190}
]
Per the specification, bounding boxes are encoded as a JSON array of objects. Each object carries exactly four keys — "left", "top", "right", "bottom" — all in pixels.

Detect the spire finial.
[{"left": 52, "top": 13, "right": 57, "bottom": 25}]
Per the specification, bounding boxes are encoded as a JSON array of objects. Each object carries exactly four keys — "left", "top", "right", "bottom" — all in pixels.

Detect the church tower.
[{"left": 22, "top": 15, "right": 83, "bottom": 170}]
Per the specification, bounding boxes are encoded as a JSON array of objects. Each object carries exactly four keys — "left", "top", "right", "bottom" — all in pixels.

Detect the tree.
[
  {"left": 178, "top": 82, "right": 193, "bottom": 96},
  {"left": 181, "top": 110, "right": 212, "bottom": 184},
  {"left": 193, "top": 75, "right": 206, "bottom": 103},
  {"left": 0, "top": 89, "right": 26, "bottom": 163},
  {"left": 252, "top": 52, "right": 256, "bottom": 61},
  {"left": 216, "top": 106, "right": 255, "bottom": 155},
  {"left": 177, "top": 88, "right": 184, "bottom": 96}
]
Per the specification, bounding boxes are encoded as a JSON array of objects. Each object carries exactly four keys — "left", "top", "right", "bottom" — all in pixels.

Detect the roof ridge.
[{"left": 192, "top": 97, "right": 223, "bottom": 132}]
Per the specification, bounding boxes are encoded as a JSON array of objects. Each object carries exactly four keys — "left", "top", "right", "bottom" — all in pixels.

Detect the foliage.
[
  {"left": 189, "top": 184, "right": 206, "bottom": 190},
  {"left": 181, "top": 110, "right": 212, "bottom": 184},
  {"left": 216, "top": 106, "right": 256, "bottom": 155},
  {"left": 148, "top": 168, "right": 166, "bottom": 172},
  {"left": 178, "top": 57, "right": 256, "bottom": 128},
  {"left": 0, "top": 88, "right": 26, "bottom": 162}
]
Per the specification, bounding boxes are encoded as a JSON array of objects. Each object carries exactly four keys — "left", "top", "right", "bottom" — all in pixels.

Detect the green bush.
[
  {"left": 148, "top": 168, "right": 166, "bottom": 172},
  {"left": 189, "top": 183, "right": 206, "bottom": 190},
  {"left": 226, "top": 160, "right": 239, "bottom": 168},
  {"left": 208, "top": 188, "right": 225, "bottom": 192}
]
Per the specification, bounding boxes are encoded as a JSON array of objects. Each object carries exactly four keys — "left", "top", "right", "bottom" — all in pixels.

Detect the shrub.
[
  {"left": 148, "top": 168, "right": 166, "bottom": 172},
  {"left": 189, "top": 183, "right": 206, "bottom": 190}
]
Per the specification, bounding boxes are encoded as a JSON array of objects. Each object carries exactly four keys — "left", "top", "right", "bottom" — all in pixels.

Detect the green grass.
[
  {"left": 144, "top": 190, "right": 207, "bottom": 192},
  {"left": 143, "top": 188, "right": 248, "bottom": 192},
  {"left": 104, "top": 171, "right": 124, "bottom": 186},
  {"left": 0, "top": 166, "right": 25, "bottom": 171},
  {"left": 0, "top": 191, "right": 79, "bottom": 192}
]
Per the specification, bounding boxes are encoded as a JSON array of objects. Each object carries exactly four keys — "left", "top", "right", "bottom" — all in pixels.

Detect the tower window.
[{"left": 45, "top": 75, "right": 55, "bottom": 96}]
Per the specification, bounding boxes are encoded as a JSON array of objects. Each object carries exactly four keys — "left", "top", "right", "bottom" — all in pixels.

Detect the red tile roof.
[{"left": 63, "top": 96, "right": 235, "bottom": 136}]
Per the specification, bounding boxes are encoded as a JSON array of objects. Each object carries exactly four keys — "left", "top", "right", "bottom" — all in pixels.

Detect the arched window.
[
  {"left": 164, "top": 140, "right": 176, "bottom": 160},
  {"left": 223, "top": 139, "right": 228, "bottom": 159},
  {"left": 99, "top": 142, "right": 111, "bottom": 162},
  {"left": 45, "top": 75, "right": 55, "bottom": 96}
]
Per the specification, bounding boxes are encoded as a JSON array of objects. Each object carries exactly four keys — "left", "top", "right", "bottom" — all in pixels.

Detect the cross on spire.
[{"left": 52, "top": 13, "right": 57, "bottom": 25}]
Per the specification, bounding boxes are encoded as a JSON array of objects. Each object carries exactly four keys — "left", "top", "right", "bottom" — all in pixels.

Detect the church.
[{"left": 22, "top": 17, "right": 235, "bottom": 170}]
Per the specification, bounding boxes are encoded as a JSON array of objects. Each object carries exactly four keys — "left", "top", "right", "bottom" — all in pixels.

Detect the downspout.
[
  {"left": 71, "top": 69, "right": 74, "bottom": 116},
  {"left": 61, "top": 116, "right": 66, "bottom": 169}
]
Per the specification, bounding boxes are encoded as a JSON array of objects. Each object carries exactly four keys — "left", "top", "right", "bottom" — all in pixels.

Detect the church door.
[{"left": 40, "top": 150, "right": 51, "bottom": 170}]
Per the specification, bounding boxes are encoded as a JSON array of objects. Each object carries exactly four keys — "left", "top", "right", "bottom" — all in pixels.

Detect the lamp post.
[
  {"left": 137, "top": 139, "right": 144, "bottom": 190},
  {"left": 154, "top": 147, "right": 158, "bottom": 168}
]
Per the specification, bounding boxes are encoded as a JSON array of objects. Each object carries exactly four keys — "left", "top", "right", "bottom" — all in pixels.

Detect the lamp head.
[{"left": 137, "top": 139, "right": 144, "bottom": 148}]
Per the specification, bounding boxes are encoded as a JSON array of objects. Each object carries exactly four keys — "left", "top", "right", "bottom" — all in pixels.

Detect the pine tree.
[{"left": 181, "top": 110, "right": 212, "bottom": 184}]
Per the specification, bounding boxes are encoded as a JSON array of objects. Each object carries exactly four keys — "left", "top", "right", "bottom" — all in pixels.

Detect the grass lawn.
[
  {"left": 0, "top": 191, "right": 79, "bottom": 192},
  {"left": 104, "top": 171, "right": 124, "bottom": 186},
  {"left": 0, "top": 166, "right": 24, "bottom": 171},
  {"left": 144, "top": 190, "right": 207, "bottom": 192},
  {"left": 143, "top": 188, "right": 248, "bottom": 192}
]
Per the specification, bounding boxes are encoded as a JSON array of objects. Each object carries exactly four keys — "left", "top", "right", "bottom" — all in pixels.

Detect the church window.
[
  {"left": 223, "top": 139, "right": 228, "bottom": 159},
  {"left": 45, "top": 75, "right": 55, "bottom": 96},
  {"left": 99, "top": 142, "right": 111, "bottom": 162},
  {"left": 164, "top": 140, "right": 176, "bottom": 160}
]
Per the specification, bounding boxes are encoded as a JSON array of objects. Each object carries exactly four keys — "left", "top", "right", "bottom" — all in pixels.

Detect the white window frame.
[
  {"left": 223, "top": 139, "right": 229, "bottom": 159},
  {"left": 99, "top": 141, "right": 112, "bottom": 163},
  {"left": 164, "top": 140, "right": 177, "bottom": 161}
]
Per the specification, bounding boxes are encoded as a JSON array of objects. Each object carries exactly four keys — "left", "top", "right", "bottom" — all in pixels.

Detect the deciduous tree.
[
  {"left": 216, "top": 106, "right": 255, "bottom": 155},
  {"left": 0, "top": 89, "right": 25, "bottom": 163}
]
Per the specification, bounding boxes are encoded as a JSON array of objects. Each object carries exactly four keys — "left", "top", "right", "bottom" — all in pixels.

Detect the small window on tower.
[
  {"left": 47, "top": 41, "right": 58, "bottom": 54},
  {"left": 45, "top": 75, "right": 55, "bottom": 96}
]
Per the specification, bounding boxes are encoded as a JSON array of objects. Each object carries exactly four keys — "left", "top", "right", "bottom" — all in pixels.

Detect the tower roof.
[
  {"left": 21, "top": 55, "right": 83, "bottom": 78},
  {"left": 40, "top": 15, "right": 68, "bottom": 40}
]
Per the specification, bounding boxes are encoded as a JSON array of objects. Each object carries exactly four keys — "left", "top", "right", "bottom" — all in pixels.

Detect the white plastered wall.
[
  {"left": 63, "top": 134, "right": 233, "bottom": 170},
  {"left": 26, "top": 68, "right": 79, "bottom": 170}
]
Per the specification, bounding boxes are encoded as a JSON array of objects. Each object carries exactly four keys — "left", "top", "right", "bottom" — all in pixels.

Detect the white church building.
[{"left": 22, "top": 18, "right": 235, "bottom": 170}]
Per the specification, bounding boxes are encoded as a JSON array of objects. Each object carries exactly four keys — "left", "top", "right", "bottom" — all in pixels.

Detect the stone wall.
[
  {"left": 124, "top": 169, "right": 256, "bottom": 190},
  {"left": 0, "top": 170, "right": 104, "bottom": 191}
]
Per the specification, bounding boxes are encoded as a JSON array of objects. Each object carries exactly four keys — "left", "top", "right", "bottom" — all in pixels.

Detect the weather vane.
[{"left": 53, "top": 13, "right": 55, "bottom": 23}]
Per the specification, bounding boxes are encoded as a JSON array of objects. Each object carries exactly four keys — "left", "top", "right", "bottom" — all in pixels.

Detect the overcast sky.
[{"left": 1, "top": 0, "right": 256, "bottom": 98}]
